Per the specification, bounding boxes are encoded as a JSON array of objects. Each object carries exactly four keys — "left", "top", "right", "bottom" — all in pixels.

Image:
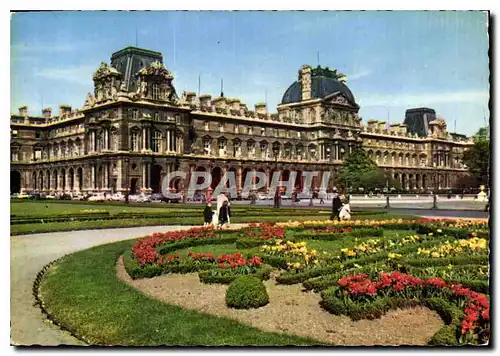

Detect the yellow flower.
[
  {"left": 431, "top": 252, "right": 440, "bottom": 258},
  {"left": 428, "top": 233, "right": 433, "bottom": 236}
]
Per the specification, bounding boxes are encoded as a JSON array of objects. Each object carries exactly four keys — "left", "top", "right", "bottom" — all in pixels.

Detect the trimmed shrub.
[
  {"left": 225, "top": 276, "right": 269, "bottom": 309},
  {"left": 199, "top": 265, "right": 273, "bottom": 285},
  {"left": 157, "top": 236, "right": 237, "bottom": 254},
  {"left": 349, "top": 228, "right": 384, "bottom": 238},
  {"left": 236, "top": 237, "right": 267, "bottom": 249}
]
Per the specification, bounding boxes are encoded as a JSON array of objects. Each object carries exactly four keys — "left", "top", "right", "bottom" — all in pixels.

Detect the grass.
[
  {"left": 39, "top": 240, "right": 325, "bottom": 346},
  {"left": 10, "top": 200, "right": 414, "bottom": 235}
]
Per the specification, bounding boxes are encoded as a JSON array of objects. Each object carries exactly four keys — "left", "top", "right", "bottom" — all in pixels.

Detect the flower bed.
[
  {"left": 320, "top": 272, "right": 490, "bottom": 345},
  {"left": 124, "top": 219, "right": 490, "bottom": 345}
]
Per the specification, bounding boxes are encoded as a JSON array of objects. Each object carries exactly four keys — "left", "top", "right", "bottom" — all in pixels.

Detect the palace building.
[{"left": 10, "top": 46, "right": 474, "bottom": 197}]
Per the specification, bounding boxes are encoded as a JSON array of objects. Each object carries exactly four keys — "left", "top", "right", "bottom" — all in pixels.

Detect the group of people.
[
  {"left": 330, "top": 189, "right": 351, "bottom": 221},
  {"left": 203, "top": 193, "right": 231, "bottom": 228}
]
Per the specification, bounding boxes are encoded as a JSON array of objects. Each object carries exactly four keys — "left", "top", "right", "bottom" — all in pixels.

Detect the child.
[{"left": 203, "top": 203, "right": 213, "bottom": 227}]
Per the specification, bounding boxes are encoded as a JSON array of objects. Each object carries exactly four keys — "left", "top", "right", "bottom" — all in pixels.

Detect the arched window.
[{"left": 152, "top": 131, "right": 162, "bottom": 153}]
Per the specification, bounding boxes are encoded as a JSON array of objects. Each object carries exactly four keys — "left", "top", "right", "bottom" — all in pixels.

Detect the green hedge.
[
  {"left": 403, "top": 255, "right": 489, "bottom": 268},
  {"left": 157, "top": 236, "right": 238, "bottom": 254},
  {"left": 225, "top": 276, "right": 269, "bottom": 309},
  {"left": 235, "top": 238, "right": 268, "bottom": 249},
  {"left": 123, "top": 250, "right": 216, "bottom": 279},
  {"left": 425, "top": 298, "right": 464, "bottom": 346},
  {"left": 319, "top": 289, "right": 421, "bottom": 321},
  {"left": 198, "top": 265, "right": 273, "bottom": 285}
]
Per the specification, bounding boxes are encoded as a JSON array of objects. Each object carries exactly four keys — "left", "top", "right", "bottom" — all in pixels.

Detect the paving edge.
[
  {"left": 29, "top": 224, "right": 249, "bottom": 346},
  {"left": 32, "top": 255, "right": 92, "bottom": 346}
]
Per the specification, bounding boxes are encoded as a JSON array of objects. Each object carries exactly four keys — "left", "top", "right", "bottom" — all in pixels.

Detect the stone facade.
[{"left": 10, "top": 47, "right": 473, "bottom": 197}]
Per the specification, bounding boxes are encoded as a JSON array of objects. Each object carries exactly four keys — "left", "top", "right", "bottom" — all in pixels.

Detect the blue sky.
[{"left": 11, "top": 11, "right": 489, "bottom": 135}]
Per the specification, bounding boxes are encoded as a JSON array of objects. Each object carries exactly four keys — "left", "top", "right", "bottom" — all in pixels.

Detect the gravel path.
[
  {"left": 117, "top": 258, "right": 443, "bottom": 346},
  {"left": 10, "top": 224, "right": 249, "bottom": 346}
]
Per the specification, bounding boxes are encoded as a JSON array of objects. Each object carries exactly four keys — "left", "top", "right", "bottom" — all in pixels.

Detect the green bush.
[
  {"left": 349, "top": 228, "right": 384, "bottom": 238},
  {"left": 225, "top": 276, "right": 269, "bottom": 309},
  {"left": 157, "top": 236, "right": 237, "bottom": 254},
  {"left": 199, "top": 265, "right": 273, "bottom": 284},
  {"left": 319, "top": 289, "right": 420, "bottom": 321},
  {"left": 235, "top": 237, "right": 268, "bottom": 249}
]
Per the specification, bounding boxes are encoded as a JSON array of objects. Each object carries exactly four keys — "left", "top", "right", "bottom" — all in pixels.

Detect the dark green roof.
[{"left": 111, "top": 46, "right": 162, "bottom": 61}]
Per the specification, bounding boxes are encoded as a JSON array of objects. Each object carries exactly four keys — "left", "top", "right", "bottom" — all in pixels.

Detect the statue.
[
  {"left": 140, "top": 80, "right": 148, "bottom": 97},
  {"left": 348, "top": 130, "right": 353, "bottom": 138},
  {"left": 120, "top": 81, "right": 127, "bottom": 92},
  {"left": 84, "top": 92, "right": 95, "bottom": 108}
]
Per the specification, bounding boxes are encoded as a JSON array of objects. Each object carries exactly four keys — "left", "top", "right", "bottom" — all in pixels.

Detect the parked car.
[
  {"left": 257, "top": 192, "right": 272, "bottom": 200},
  {"left": 129, "top": 193, "right": 151, "bottom": 203},
  {"left": 88, "top": 193, "right": 106, "bottom": 202},
  {"left": 109, "top": 192, "right": 125, "bottom": 202}
]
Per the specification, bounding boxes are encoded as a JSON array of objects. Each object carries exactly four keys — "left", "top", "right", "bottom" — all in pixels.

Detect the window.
[
  {"left": 219, "top": 123, "right": 224, "bottom": 133},
  {"left": 34, "top": 149, "right": 42, "bottom": 161},
  {"left": 234, "top": 125, "right": 239, "bottom": 134},
  {"left": 248, "top": 126, "right": 253, "bottom": 135},
  {"left": 154, "top": 112, "right": 160, "bottom": 121},
  {"left": 248, "top": 141, "right": 256, "bottom": 157},
  {"left": 152, "top": 83, "right": 160, "bottom": 100},
  {"left": 11, "top": 130, "right": 18, "bottom": 138},
  {"left": 218, "top": 140, "right": 227, "bottom": 156},
  {"left": 234, "top": 141, "right": 241, "bottom": 157},
  {"left": 132, "top": 110, "right": 139, "bottom": 119},
  {"left": 203, "top": 139, "right": 212, "bottom": 155},
  {"left": 297, "top": 131, "right": 301, "bottom": 138},
  {"left": 296, "top": 146, "right": 303, "bottom": 160},
  {"left": 11, "top": 151, "right": 18, "bottom": 161},
  {"left": 152, "top": 131, "right": 162, "bottom": 152},
  {"left": 35, "top": 131, "right": 41, "bottom": 139},
  {"left": 261, "top": 127, "right": 265, "bottom": 136},
  {"left": 204, "top": 121, "right": 209, "bottom": 131},
  {"left": 260, "top": 142, "right": 268, "bottom": 158},
  {"left": 131, "top": 131, "right": 139, "bottom": 151}
]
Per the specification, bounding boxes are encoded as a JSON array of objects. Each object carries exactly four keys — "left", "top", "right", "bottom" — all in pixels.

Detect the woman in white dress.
[{"left": 339, "top": 202, "right": 351, "bottom": 221}]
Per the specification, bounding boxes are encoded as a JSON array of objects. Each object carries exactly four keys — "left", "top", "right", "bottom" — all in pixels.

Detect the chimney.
[
  {"left": 42, "top": 108, "right": 52, "bottom": 120},
  {"left": 18, "top": 106, "right": 28, "bottom": 117},
  {"left": 59, "top": 104, "right": 72, "bottom": 117},
  {"left": 185, "top": 92, "right": 197, "bottom": 105},
  {"left": 299, "top": 65, "right": 312, "bottom": 101},
  {"left": 255, "top": 103, "right": 268, "bottom": 116},
  {"left": 199, "top": 95, "right": 212, "bottom": 108}
]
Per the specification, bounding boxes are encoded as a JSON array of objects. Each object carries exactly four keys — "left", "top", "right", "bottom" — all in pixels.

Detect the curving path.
[{"left": 10, "top": 223, "right": 246, "bottom": 346}]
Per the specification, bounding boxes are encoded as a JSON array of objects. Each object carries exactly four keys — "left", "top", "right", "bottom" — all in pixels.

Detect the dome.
[{"left": 281, "top": 71, "right": 356, "bottom": 105}]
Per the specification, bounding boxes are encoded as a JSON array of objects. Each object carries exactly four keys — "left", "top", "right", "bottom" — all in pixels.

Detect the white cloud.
[
  {"left": 358, "top": 90, "right": 489, "bottom": 107},
  {"left": 11, "top": 42, "right": 79, "bottom": 54},
  {"left": 36, "top": 65, "right": 96, "bottom": 85},
  {"left": 347, "top": 69, "right": 372, "bottom": 81}
]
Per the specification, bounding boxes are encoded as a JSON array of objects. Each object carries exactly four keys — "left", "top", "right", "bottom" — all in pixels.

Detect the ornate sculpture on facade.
[
  {"left": 84, "top": 92, "right": 96, "bottom": 108},
  {"left": 334, "top": 95, "right": 349, "bottom": 105}
]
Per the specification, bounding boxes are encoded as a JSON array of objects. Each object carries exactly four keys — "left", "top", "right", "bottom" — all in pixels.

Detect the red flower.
[
  {"left": 218, "top": 263, "right": 226, "bottom": 268},
  {"left": 481, "top": 308, "right": 490, "bottom": 321}
]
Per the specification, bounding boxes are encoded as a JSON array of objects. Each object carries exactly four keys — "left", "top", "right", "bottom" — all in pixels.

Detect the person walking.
[
  {"left": 219, "top": 200, "right": 231, "bottom": 227},
  {"left": 273, "top": 189, "right": 281, "bottom": 209},
  {"left": 203, "top": 202, "right": 213, "bottom": 226},
  {"left": 330, "top": 189, "right": 342, "bottom": 221}
]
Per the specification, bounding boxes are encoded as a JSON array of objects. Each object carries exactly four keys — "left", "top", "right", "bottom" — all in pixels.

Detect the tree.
[
  {"left": 337, "top": 149, "right": 388, "bottom": 192},
  {"left": 462, "top": 127, "right": 490, "bottom": 187}
]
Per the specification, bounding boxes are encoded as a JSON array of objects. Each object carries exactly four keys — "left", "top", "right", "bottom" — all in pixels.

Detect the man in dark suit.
[{"left": 330, "top": 188, "right": 342, "bottom": 221}]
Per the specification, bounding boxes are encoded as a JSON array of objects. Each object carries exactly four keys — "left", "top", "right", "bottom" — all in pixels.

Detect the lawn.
[
  {"left": 39, "top": 240, "right": 323, "bottom": 346},
  {"left": 10, "top": 200, "right": 413, "bottom": 235},
  {"left": 38, "top": 219, "right": 490, "bottom": 346}
]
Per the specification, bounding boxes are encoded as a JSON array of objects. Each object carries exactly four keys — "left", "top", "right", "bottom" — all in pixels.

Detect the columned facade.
[{"left": 10, "top": 47, "right": 473, "bottom": 196}]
